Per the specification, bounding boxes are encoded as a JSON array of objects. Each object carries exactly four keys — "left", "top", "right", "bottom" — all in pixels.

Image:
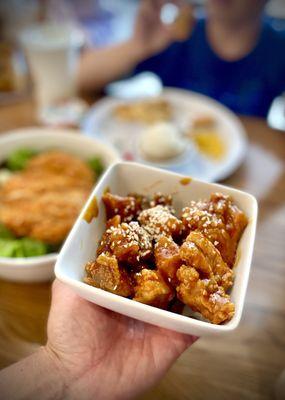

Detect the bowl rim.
[
  {"left": 0, "top": 127, "right": 120, "bottom": 267},
  {"left": 55, "top": 161, "right": 258, "bottom": 333}
]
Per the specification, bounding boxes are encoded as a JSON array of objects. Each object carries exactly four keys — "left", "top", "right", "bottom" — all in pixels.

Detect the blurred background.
[{"left": 1, "top": 0, "right": 285, "bottom": 117}]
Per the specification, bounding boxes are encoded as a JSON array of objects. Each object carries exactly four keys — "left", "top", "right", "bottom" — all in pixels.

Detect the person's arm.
[
  {"left": 0, "top": 347, "right": 65, "bottom": 400},
  {"left": 78, "top": 39, "right": 146, "bottom": 92},
  {"left": 78, "top": 0, "right": 194, "bottom": 92}
]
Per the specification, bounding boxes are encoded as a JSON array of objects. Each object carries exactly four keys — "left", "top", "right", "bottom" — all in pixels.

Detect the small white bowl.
[
  {"left": 0, "top": 127, "right": 119, "bottom": 283},
  {"left": 55, "top": 162, "right": 258, "bottom": 336}
]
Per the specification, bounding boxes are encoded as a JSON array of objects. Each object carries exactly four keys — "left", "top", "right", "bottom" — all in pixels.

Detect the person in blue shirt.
[{"left": 79, "top": 0, "right": 285, "bottom": 117}]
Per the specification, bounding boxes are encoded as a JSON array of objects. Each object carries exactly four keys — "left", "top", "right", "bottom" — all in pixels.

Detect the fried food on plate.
[
  {"left": 113, "top": 99, "right": 172, "bottom": 124},
  {"left": 0, "top": 151, "right": 94, "bottom": 244},
  {"left": 26, "top": 151, "right": 95, "bottom": 186}
]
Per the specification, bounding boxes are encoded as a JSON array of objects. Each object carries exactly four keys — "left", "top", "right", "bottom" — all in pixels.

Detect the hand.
[
  {"left": 46, "top": 280, "right": 197, "bottom": 400},
  {"left": 132, "top": 0, "right": 195, "bottom": 60}
]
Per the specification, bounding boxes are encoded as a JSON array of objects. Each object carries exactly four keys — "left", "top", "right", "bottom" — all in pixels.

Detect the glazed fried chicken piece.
[
  {"left": 176, "top": 265, "right": 235, "bottom": 324},
  {"left": 84, "top": 253, "right": 133, "bottom": 297},
  {"left": 180, "top": 231, "right": 233, "bottom": 291},
  {"left": 102, "top": 193, "right": 141, "bottom": 222},
  {"left": 154, "top": 236, "right": 182, "bottom": 284},
  {"left": 138, "top": 205, "right": 183, "bottom": 242},
  {"left": 209, "top": 192, "right": 248, "bottom": 246},
  {"left": 133, "top": 269, "right": 174, "bottom": 309},
  {"left": 102, "top": 192, "right": 174, "bottom": 223},
  {"left": 106, "top": 215, "right": 121, "bottom": 229},
  {"left": 181, "top": 193, "right": 247, "bottom": 267},
  {"left": 149, "top": 192, "right": 173, "bottom": 207},
  {"left": 97, "top": 221, "right": 153, "bottom": 265}
]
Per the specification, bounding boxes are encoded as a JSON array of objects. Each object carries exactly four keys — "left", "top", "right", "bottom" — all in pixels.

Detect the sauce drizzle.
[
  {"left": 83, "top": 196, "right": 98, "bottom": 223},
  {"left": 179, "top": 177, "right": 192, "bottom": 186}
]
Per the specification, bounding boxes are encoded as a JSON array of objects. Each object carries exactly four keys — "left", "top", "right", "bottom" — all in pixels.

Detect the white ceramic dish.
[
  {"left": 82, "top": 88, "right": 248, "bottom": 182},
  {"left": 55, "top": 162, "right": 257, "bottom": 336},
  {"left": 0, "top": 127, "right": 119, "bottom": 282}
]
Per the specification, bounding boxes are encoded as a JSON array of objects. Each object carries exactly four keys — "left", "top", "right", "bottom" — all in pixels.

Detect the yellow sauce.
[
  {"left": 193, "top": 129, "right": 226, "bottom": 160},
  {"left": 180, "top": 177, "right": 192, "bottom": 186},
  {"left": 83, "top": 196, "right": 98, "bottom": 223}
]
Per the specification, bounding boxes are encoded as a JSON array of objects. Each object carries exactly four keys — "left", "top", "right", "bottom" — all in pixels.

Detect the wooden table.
[{"left": 0, "top": 100, "right": 285, "bottom": 400}]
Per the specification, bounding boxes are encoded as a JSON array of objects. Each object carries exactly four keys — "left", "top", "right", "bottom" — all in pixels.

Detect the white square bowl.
[{"left": 55, "top": 162, "right": 258, "bottom": 337}]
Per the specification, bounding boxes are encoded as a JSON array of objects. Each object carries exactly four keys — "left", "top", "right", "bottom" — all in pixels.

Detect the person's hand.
[
  {"left": 45, "top": 279, "right": 197, "bottom": 400},
  {"left": 132, "top": 0, "right": 195, "bottom": 60}
]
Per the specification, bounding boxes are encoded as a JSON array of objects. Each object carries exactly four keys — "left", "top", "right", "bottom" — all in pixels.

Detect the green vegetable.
[
  {"left": 21, "top": 238, "right": 49, "bottom": 257},
  {"left": 0, "top": 224, "right": 15, "bottom": 239},
  {"left": 6, "top": 148, "right": 37, "bottom": 171},
  {"left": 0, "top": 237, "right": 49, "bottom": 258},
  {"left": 88, "top": 157, "right": 104, "bottom": 177},
  {"left": 0, "top": 239, "right": 20, "bottom": 257}
]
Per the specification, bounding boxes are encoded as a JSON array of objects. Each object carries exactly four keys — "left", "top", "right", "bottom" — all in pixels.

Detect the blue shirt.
[{"left": 134, "top": 19, "right": 285, "bottom": 117}]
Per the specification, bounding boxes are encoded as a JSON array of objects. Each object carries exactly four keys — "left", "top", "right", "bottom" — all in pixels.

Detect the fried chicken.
[
  {"left": 0, "top": 151, "right": 94, "bottom": 244},
  {"left": 181, "top": 193, "right": 247, "bottom": 267},
  {"left": 97, "top": 221, "right": 153, "bottom": 265},
  {"left": 180, "top": 231, "right": 233, "bottom": 291},
  {"left": 85, "top": 253, "right": 133, "bottom": 297},
  {"left": 84, "top": 191, "right": 248, "bottom": 325},
  {"left": 154, "top": 236, "right": 182, "bottom": 284},
  {"left": 102, "top": 192, "right": 173, "bottom": 223},
  {"left": 102, "top": 193, "right": 141, "bottom": 222},
  {"left": 133, "top": 269, "right": 174, "bottom": 309},
  {"left": 176, "top": 265, "right": 235, "bottom": 324},
  {"left": 138, "top": 205, "right": 183, "bottom": 242}
]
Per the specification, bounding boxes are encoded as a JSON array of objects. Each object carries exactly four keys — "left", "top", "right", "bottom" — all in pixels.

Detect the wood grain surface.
[{"left": 0, "top": 100, "right": 284, "bottom": 400}]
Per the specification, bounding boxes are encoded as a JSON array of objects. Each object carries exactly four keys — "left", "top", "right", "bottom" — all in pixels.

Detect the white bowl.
[
  {"left": 0, "top": 127, "right": 119, "bottom": 283},
  {"left": 55, "top": 162, "right": 258, "bottom": 336}
]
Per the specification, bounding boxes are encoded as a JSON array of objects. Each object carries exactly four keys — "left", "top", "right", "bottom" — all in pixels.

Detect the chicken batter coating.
[
  {"left": 180, "top": 231, "right": 233, "bottom": 291},
  {"left": 133, "top": 269, "right": 174, "bottom": 309},
  {"left": 102, "top": 193, "right": 139, "bottom": 222},
  {"left": 138, "top": 205, "right": 183, "bottom": 241},
  {"left": 102, "top": 192, "right": 174, "bottom": 223},
  {"left": 97, "top": 221, "right": 153, "bottom": 265},
  {"left": 0, "top": 151, "right": 95, "bottom": 244},
  {"left": 26, "top": 151, "right": 95, "bottom": 185},
  {"left": 154, "top": 236, "right": 182, "bottom": 284},
  {"left": 0, "top": 190, "right": 90, "bottom": 244},
  {"left": 181, "top": 193, "right": 247, "bottom": 267},
  {"left": 176, "top": 265, "right": 235, "bottom": 324},
  {"left": 85, "top": 253, "right": 133, "bottom": 297}
]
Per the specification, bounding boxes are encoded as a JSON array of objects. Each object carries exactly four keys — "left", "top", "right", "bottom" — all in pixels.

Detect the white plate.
[
  {"left": 0, "top": 127, "right": 119, "bottom": 282},
  {"left": 82, "top": 88, "right": 248, "bottom": 182},
  {"left": 55, "top": 162, "right": 257, "bottom": 336}
]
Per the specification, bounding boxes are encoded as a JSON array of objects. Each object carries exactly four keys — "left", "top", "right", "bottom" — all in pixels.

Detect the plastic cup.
[{"left": 20, "top": 23, "right": 84, "bottom": 108}]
